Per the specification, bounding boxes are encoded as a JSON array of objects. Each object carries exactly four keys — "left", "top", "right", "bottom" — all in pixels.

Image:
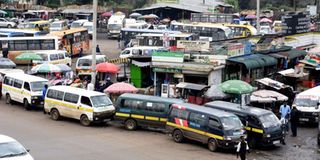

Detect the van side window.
[
  {"left": 170, "top": 108, "right": 189, "bottom": 120},
  {"left": 47, "top": 89, "right": 57, "bottom": 99},
  {"left": 124, "top": 100, "right": 144, "bottom": 110},
  {"left": 189, "top": 112, "right": 207, "bottom": 126},
  {"left": 23, "top": 82, "right": 30, "bottom": 91},
  {"left": 64, "top": 93, "right": 79, "bottom": 104},
  {"left": 58, "top": 53, "right": 64, "bottom": 59},
  {"left": 4, "top": 77, "right": 13, "bottom": 86},
  {"left": 13, "top": 79, "right": 23, "bottom": 89},
  {"left": 81, "top": 96, "right": 92, "bottom": 107},
  {"left": 208, "top": 118, "right": 221, "bottom": 128},
  {"left": 144, "top": 102, "right": 166, "bottom": 112},
  {"left": 50, "top": 54, "right": 58, "bottom": 61}
]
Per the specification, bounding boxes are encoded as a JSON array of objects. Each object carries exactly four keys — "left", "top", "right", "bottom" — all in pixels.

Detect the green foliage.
[{"left": 225, "top": 0, "right": 239, "bottom": 11}]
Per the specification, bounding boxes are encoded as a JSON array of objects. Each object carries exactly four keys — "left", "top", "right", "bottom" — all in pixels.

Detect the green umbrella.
[
  {"left": 15, "top": 52, "right": 42, "bottom": 61},
  {"left": 219, "top": 80, "right": 253, "bottom": 94},
  {"left": 15, "top": 52, "right": 42, "bottom": 71}
]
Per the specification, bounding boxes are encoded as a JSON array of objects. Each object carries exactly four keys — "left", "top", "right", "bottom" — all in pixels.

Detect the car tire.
[
  {"left": 173, "top": 129, "right": 184, "bottom": 143},
  {"left": 50, "top": 109, "right": 60, "bottom": 120},
  {"left": 208, "top": 139, "right": 218, "bottom": 152},
  {"left": 124, "top": 119, "right": 137, "bottom": 130},
  {"left": 6, "top": 94, "right": 11, "bottom": 104},
  {"left": 80, "top": 115, "right": 91, "bottom": 126},
  {"left": 7, "top": 24, "right": 12, "bottom": 28},
  {"left": 23, "top": 99, "right": 31, "bottom": 110}
]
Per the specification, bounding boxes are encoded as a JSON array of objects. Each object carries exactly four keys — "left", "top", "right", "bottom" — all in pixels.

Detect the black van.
[
  {"left": 205, "top": 101, "right": 284, "bottom": 148},
  {"left": 114, "top": 93, "right": 184, "bottom": 130},
  {"left": 166, "top": 103, "right": 245, "bottom": 152}
]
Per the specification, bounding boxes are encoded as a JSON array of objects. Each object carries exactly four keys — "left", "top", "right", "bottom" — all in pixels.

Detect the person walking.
[
  {"left": 96, "top": 45, "right": 101, "bottom": 54},
  {"left": 280, "top": 117, "right": 287, "bottom": 145},
  {"left": 79, "top": 48, "right": 83, "bottom": 58},
  {"left": 290, "top": 106, "right": 300, "bottom": 137},
  {"left": 279, "top": 101, "right": 291, "bottom": 133},
  {"left": 236, "top": 136, "right": 249, "bottom": 160},
  {"left": 42, "top": 84, "right": 48, "bottom": 100}
]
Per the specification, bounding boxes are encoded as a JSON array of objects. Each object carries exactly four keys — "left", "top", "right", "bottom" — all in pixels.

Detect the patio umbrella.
[
  {"left": 205, "top": 85, "right": 230, "bottom": 100},
  {"left": 96, "top": 62, "right": 120, "bottom": 73},
  {"left": 0, "top": 10, "right": 7, "bottom": 14},
  {"left": 101, "top": 12, "right": 112, "bottom": 17},
  {"left": 15, "top": 52, "right": 42, "bottom": 70},
  {"left": 129, "top": 12, "right": 142, "bottom": 18},
  {"left": 142, "top": 14, "right": 158, "bottom": 19},
  {"left": 260, "top": 18, "right": 272, "bottom": 23},
  {"left": 0, "top": 58, "right": 16, "bottom": 69},
  {"left": 104, "top": 82, "right": 138, "bottom": 94},
  {"left": 245, "top": 14, "right": 256, "bottom": 19},
  {"left": 55, "top": 64, "right": 72, "bottom": 72},
  {"left": 31, "top": 63, "right": 61, "bottom": 73},
  {"left": 250, "top": 90, "right": 288, "bottom": 103},
  {"left": 219, "top": 80, "right": 253, "bottom": 94}
]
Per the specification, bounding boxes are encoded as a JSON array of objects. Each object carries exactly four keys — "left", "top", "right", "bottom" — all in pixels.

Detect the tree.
[{"left": 225, "top": 0, "right": 239, "bottom": 11}]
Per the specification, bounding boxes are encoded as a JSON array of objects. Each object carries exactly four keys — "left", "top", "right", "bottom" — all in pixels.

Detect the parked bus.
[
  {"left": 0, "top": 36, "right": 59, "bottom": 64},
  {"left": 120, "top": 28, "right": 181, "bottom": 48},
  {"left": 49, "top": 28, "right": 90, "bottom": 56},
  {"left": 170, "top": 21, "right": 231, "bottom": 41},
  {"left": 222, "top": 23, "right": 258, "bottom": 38},
  {"left": 0, "top": 28, "right": 48, "bottom": 37}
]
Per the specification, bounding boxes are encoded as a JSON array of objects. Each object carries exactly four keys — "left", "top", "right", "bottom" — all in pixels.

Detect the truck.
[{"left": 107, "top": 12, "right": 126, "bottom": 38}]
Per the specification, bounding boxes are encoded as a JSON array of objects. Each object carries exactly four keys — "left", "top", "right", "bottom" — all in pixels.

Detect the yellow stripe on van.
[
  {"left": 3, "top": 85, "right": 21, "bottom": 93},
  {"left": 244, "top": 126, "right": 251, "bottom": 131},
  {"left": 166, "top": 122, "right": 224, "bottom": 140},
  {"left": 115, "top": 112, "right": 130, "bottom": 117},
  {"left": 45, "top": 99, "right": 93, "bottom": 113},
  {"left": 145, "top": 116, "right": 159, "bottom": 121},
  {"left": 160, "top": 118, "right": 167, "bottom": 122},
  {"left": 252, "top": 128, "right": 264, "bottom": 134},
  {"left": 131, "top": 114, "right": 144, "bottom": 119}
]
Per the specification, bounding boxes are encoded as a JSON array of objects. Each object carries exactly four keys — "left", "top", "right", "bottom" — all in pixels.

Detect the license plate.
[
  {"left": 299, "top": 118, "right": 309, "bottom": 121},
  {"left": 273, "top": 140, "right": 280, "bottom": 144}
]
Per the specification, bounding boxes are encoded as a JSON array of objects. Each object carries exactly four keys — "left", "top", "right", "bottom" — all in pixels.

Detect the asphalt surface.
[{"left": 1, "top": 32, "right": 319, "bottom": 160}]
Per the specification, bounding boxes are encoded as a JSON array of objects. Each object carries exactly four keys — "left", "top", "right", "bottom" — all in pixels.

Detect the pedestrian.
[
  {"left": 2, "top": 42, "right": 8, "bottom": 58},
  {"left": 236, "top": 136, "right": 249, "bottom": 160},
  {"left": 117, "top": 36, "right": 121, "bottom": 49},
  {"left": 42, "top": 84, "right": 48, "bottom": 100},
  {"left": 279, "top": 101, "right": 291, "bottom": 132},
  {"left": 79, "top": 48, "right": 83, "bottom": 58},
  {"left": 96, "top": 45, "right": 100, "bottom": 54},
  {"left": 290, "top": 106, "right": 300, "bottom": 137},
  {"left": 280, "top": 117, "right": 287, "bottom": 145}
]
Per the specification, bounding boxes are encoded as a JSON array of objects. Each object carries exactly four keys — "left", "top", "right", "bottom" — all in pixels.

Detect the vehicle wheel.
[
  {"left": 5, "top": 94, "right": 11, "bottom": 104},
  {"left": 248, "top": 137, "right": 256, "bottom": 148},
  {"left": 50, "top": 109, "right": 60, "bottom": 120},
  {"left": 23, "top": 99, "right": 31, "bottom": 110},
  {"left": 80, "top": 115, "right": 91, "bottom": 126},
  {"left": 173, "top": 129, "right": 184, "bottom": 143},
  {"left": 124, "top": 119, "right": 137, "bottom": 130},
  {"left": 208, "top": 139, "right": 218, "bottom": 152},
  {"left": 7, "top": 24, "right": 12, "bottom": 28}
]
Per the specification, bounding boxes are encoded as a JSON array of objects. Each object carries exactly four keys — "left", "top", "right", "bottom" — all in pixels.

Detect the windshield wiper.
[{"left": 0, "top": 152, "right": 26, "bottom": 158}]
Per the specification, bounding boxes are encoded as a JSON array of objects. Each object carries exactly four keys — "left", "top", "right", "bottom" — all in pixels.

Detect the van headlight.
[
  {"left": 264, "top": 134, "right": 271, "bottom": 138},
  {"left": 224, "top": 136, "right": 232, "bottom": 140},
  {"left": 312, "top": 112, "right": 318, "bottom": 116}
]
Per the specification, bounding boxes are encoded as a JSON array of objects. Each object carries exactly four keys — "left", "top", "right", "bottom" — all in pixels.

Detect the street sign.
[{"left": 177, "top": 40, "right": 210, "bottom": 50}]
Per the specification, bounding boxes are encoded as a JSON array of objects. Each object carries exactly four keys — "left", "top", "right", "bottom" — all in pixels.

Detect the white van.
[
  {"left": 44, "top": 86, "right": 115, "bottom": 126},
  {"left": 120, "top": 46, "right": 166, "bottom": 58},
  {"left": 49, "top": 20, "right": 68, "bottom": 32},
  {"left": 2, "top": 73, "right": 48, "bottom": 110},
  {"left": 76, "top": 55, "right": 107, "bottom": 75},
  {"left": 33, "top": 50, "right": 71, "bottom": 66},
  {"left": 82, "top": 21, "right": 93, "bottom": 39},
  {"left": 293, "top": 86, "right": 320, "bottom": 123},
  {"left": 71, "top": 19, "right": 88, "bottom": 29}
]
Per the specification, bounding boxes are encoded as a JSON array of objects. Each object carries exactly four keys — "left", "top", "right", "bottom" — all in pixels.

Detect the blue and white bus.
[{"left": 0, "top": 28, "right": 48, "bottom": 37}]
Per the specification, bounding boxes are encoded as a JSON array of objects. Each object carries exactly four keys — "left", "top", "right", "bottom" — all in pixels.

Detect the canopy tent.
[
  {"left": 250, "top": 89, "right": 288, "bottom": 103},
  {"left": 205, "top": 85, "right": 230, "bottom": 100},
  {"left": 176, "top": 82, "right": 207, "bottom": 91},
  {"left": 269, "top": 49, "right": 307, "bottom": 60}
]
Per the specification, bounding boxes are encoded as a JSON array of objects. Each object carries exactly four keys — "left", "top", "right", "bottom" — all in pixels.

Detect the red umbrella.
[
  {"left": 96, "top": 62, "right": 120, "bottom": 73},
  {"left": 101, "top": 12, "right": 112, "bottom": 17},
  {"left": 104, "top": 82, "right": 138, "bottom": 94},
  {"left": 260, "top": 18, "right": 272, "bottom": 23}
]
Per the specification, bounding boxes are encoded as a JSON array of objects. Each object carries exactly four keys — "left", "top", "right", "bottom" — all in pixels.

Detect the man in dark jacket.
[
  {"left": 290, "top": 106, "right": 300, "bottom": 137},
  {"left": 236, "top": 136, "right": 249, "bottom": 160}
]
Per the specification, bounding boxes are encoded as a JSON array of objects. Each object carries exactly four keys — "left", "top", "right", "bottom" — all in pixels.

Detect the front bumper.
[
  {"left": 217, "top": 139, "right": 239, "bottom": 149},
  {"left": 31, "top": 98, "right": 44, "bottom": 107},
  {"left": 93, "top": 110, "right": 115, "bottom": 122},
  {"left": 299, "top": 112, "right": 319, "bottom": 123}
]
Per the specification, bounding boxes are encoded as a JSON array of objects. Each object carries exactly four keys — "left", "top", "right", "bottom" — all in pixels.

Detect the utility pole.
[
  {"left": 91, "top": 0, "right": 97, "bottom": 86},
  {"left": 256, "top": 0, "right": 260, "bottom": 34}
]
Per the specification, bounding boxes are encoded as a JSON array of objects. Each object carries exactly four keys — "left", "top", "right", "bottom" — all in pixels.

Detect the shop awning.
[
  {"left": 227, "top": 54, "right": 277, "bottom": 69},
  {"left": 270, "top": 49, "right": 307, "bottom": 60},
  {"left": 176, "top": 82, "right": 207, "bottom": 91}
]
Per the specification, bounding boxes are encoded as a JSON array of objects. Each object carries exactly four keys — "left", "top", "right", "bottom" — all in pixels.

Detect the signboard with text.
[
  {"left": 177, "top": 40, "right": 210, "bottom": 51},
  {"left": 227, "top": 43, "right": 244, "bottom": 57}
]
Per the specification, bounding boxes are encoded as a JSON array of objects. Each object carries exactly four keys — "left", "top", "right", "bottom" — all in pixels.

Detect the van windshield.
[
  {"left": 30, "top": 81, "right": 47, "bottom": 92},
  {"left": 71, "top": 22, "right": 81, "bottom": 28},
  {"left": 77, "top": 59, "right": 92, "bottom": 67},
  {"left": 294, "top": 98, "right": 318, "bottom": 107},
  {"left": 259, "top": 113, "right": 281, "bottom": 128},
  {"left": 91, "top": 95, "right": 112, "bottom": 108},
  {"left": 221, "top": 116, "right": 243, "bottom": 130},
  {"left": 51, "top": 23, "right": 62, "bottom": 28}
]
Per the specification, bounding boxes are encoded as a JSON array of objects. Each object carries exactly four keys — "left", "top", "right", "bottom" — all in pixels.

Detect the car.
[
  {"left": 0, "top": 18, "right": 16, "bottom": 28},
  {"left": 0, "top": 134, "right": 34, "bottom": 160}
]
